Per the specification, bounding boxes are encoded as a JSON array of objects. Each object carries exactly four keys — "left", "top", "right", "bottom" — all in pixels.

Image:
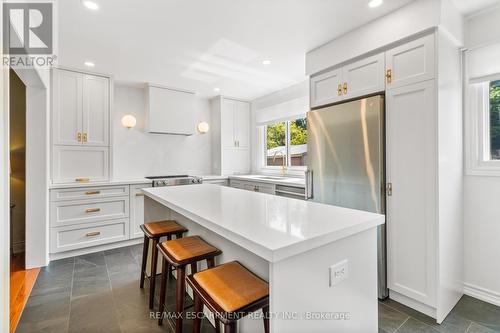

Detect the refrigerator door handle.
[{"left": 305, "top": 170, "right": 313, "bottom": 200}]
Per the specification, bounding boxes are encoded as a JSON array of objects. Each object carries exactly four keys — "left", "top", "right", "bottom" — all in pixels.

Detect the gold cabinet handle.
[
  {"left": 386, "top": 183, "right": 393, "bottom": 196},
  {"left": 75, "top": 178, "right": 90, "bottom": 183},
  {"left": 85, "top": 208, "right": 101, "bottom": 213},
  {"left": 86, "top": 231, "right": 101, "bottom": 237},
  {"left": 85, "top": 190, "right": 100, "bottom": 195},
  {"left": 135, "top": 193, "right": 144, "bottom": 196},
  {"left": 77, "top": 132, "right": 82, "bottom": 142},
  {"left": 337, "top": 84, "right": 343, "bottom": 96},
  {"left": 386, "top": 69, "right": 392, "bottom": 84},
  {"left": 82, "top": 132, "right": 88, "bottom": 143},
  {"left": 343, "top": 82, "right": 348, "bottom": 95}
]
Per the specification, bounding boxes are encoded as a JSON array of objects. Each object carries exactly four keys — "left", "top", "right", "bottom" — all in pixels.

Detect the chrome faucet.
[{"left": 272, "top": 150, "right": 287, "bottom": 176}]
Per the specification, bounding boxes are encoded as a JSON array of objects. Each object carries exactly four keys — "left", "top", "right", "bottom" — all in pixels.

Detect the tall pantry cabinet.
[
  {"left": 51, "top": 68, "right": 112, "bottom": 184},
  {"left": 210, "top": 96, "right": 251, "bottom": 175}
]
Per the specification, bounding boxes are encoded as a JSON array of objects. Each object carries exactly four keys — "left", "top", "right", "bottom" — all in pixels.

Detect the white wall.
[
  {"left": 113, "top": 84, "right": 212, "bottom": 178},
  {"left": 463, "top": 6, "right": 500, "bottom": 306}
]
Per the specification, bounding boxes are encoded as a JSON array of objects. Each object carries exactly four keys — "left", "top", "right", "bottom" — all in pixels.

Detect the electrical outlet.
[{"left": 329, "top": 259, "right": 348, "bottom": 287}]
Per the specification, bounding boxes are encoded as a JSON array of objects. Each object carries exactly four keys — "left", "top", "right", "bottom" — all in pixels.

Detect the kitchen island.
[{"left": 143, "top": 184, "right": 384, "bottom": 333}]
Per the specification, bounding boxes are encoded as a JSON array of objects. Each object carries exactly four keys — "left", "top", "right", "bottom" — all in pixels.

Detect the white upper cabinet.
[
  {"left": 385, "top": 34, "right": 435, "bottom": 89},
  {"left": 52, "top": 70, "right": 83, "bottom": 146},
  {"left": 310, "top": 52, "right": 384, "bottom": 108},
  {"left": 342, "top": 53, "right": 385, "bottom": 99},
  {"left": 234, "top": 100, "right": 250, "bottom": 148},
  {"left": 83, "top": 75, "right": 110, "bottom": 146},
  {"left": 51, "top": 68, "right": 111, "bottom": 184},
  {"left": 52, "top": 69, "right": 110, "bottom": 147},
  {"left": 221, "top": 98, "right": 236, "bottom": 148},
  {"left": 146, "top": 85, "right": 196, "bottom": 135},
  {"left": 310, "top": 68, "right": 342, "bottom": 108}
]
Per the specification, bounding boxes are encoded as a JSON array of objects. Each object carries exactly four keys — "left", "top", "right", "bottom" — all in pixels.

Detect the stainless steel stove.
[{"left": 145, "top": 175, "right": 202, "bottom": 187}]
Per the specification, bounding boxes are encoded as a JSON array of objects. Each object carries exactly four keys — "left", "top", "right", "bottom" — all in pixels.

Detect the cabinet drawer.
[
  {"left": 50, "top": 219, "right": 129, "bottom": 253},
  {"left": 51, "top": 197, "right": 129, "bottom": 227},
  {"left": 51, "top": 185, "right": 129, "bottom": 202}
]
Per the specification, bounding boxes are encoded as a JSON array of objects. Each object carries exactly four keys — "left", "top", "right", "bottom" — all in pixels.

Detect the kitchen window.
[
  {"left": 264, "top": 116, "right": 307, "bottom": 169},
  {"left": 466, "top": 79, "right": 500, "bottom": 175}
]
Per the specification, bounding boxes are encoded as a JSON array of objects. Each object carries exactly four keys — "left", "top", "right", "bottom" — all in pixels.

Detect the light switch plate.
[{"left": 329, "top": 259, "right": 348, "bottom": 287}]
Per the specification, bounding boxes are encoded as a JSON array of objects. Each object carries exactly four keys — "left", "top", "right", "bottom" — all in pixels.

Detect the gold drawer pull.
[
  {"left": 76, "top": 178, "right": 90, "bottom": 183},
  {"left": 337, "top": 84, "right": 342, "bottom": 96},
  {"left": 82, "top": 132, "right": 88, "bottom": 143},
  {"left": 343, "top": 82, "right": 348, "bottom": 95},
  {"left": 85, "top": 191, "right": 100, "bottom": 195},
  {"left": 85, "top": 208, "right": 101, "bottom": 213},
  {"left": 135, "top": 193, "right": 144, "bottom": 196},
  {"left": 86, "top": 231, "right": 101, "bottom": 237}
]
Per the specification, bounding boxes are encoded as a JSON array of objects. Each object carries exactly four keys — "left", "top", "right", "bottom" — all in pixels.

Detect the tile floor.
[{"left": 17, "top": 245, "right": 500, "bottom": 333}]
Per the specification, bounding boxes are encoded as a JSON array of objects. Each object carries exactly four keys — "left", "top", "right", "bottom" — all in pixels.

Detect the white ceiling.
[
  {"left": 451, "top": 0, "right": 500, "bottom": 15},
  {"left": 57, "top": 0, "right": 419, "bottom": 100}
]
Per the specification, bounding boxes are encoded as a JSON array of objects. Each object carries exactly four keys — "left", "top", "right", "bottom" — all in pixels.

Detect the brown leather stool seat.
[
  {"left": 157, "top": 236, "right": 222, "bottom": 333},
  {"left": 187, "top": 261, "right": 270, "bottom": 333},
  {"left": 139, "top": 220, "right": 187, "bottom": 310}
]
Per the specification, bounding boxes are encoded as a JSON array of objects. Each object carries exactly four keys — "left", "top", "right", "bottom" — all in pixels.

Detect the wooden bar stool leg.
[
  {"left": 224, "top": 322, "right": 236, "bottom": 333},
  {"left": 190, "top": 262, "right": 198, "bottom": 275},
  {"left": 193, "top": 291, "right": 202, "bottom": 333},
  {"left": 158, "top": 256, "right": 168, "bottom": 326},
  {"left": 149, "top": 238, "right": 159, "bottom": 309},
  {"left": 206, "top": 257, "right": 215, "bottom": 268},
  {"left": 263, "top": 305, "right": 270, "bottom": 333},
  {"left": 175, "top": 266, "right": 186, "bottom": 333},
  {"left": 140, "top": 235, "right": 149, "bottom": 289},
  {"left": 215, "top": 319, "right": 221, "bottom": 333}
]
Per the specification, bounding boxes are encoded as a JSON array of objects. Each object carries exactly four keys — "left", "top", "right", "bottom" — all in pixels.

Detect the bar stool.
[
  {"left": 157, "top": 235, "right": 222, "bottom": 333},
  {"left": 187, "top": 261, "right": 269, "bottom": 333},
  {"left": 139, "top": 220, "right": 188, "bottom": 309}
]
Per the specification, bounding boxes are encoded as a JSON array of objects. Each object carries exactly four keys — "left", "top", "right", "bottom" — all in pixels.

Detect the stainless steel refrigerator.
[{"left": 305, "top": 94, "right": 388, "bottom": 299}]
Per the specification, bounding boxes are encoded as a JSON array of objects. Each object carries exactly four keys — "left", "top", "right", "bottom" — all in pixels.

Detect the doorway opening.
[{"left": 8, "top": 69, "right": 40, "bottom": 333}]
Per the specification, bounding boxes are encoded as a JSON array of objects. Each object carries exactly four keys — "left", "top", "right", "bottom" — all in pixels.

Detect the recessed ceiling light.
[
  {"left": 84, "top": 61, "right": 95, "bottom": 67},
  {"left": 213, "top": 87, "right": 220, "bottom": 92},
  {"left": 368, "top": 0, "right": 383, "bottom": 8},
  {"left": 82, "top": 0, "right": 99, "bottom": 10},
  {"left": 262, "top": 60, "right": 272, "bottom": 65}
]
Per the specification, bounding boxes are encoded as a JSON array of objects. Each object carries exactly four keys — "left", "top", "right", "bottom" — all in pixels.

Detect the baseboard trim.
[
  {"left": 389, "top": 290, "right": 437, "bottom": 320},
  {"left": 464, "top": 283, "right": 500, "bottom": 307},
  {"left": 49, "top": 238, "right": 143, "bottom": 262}
]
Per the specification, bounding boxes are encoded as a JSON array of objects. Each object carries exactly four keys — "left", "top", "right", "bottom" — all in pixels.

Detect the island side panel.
[
  {"left": 144, "top": 197, "right": 270, "bottom": 332},
  {"left": 269, "top": 227, "right": 378, "bottom": 333}
]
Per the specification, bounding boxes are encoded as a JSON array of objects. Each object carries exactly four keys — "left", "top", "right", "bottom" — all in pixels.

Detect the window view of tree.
[
  {"left": 290, "top": 117, "right": 308, "bottom": 166},
  {"left": 490, "top": 80, "right": 500, "bottom": 160},
  {"left": 265, "top": 117, "right": 308, "bottom": 167},
  {"left": 266, "top": 122, "right": 287, "bottom": 166}
]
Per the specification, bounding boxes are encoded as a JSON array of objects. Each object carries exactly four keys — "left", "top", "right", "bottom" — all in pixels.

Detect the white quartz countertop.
[
  {"left": 143, "top": 184, "right": 384, "bottom": 262},
  {"left": 229, "top": 175, "right": 305, "bottom": 188},
  {"left": 49, "top": 178, "right": 151, "bottom": 189}
]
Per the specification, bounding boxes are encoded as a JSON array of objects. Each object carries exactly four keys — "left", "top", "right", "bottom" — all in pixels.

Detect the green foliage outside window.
[
  {"left": 266, "top": 122, "right": 286, "bottom": 149},
  {"left": 490, "top": 80, "right": 500, "bottom": 159},
  {"left": 290, "top": 118, "right": 307, "bottom": 145}
]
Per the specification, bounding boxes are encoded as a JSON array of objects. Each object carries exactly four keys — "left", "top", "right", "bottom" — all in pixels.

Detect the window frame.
[
  {"left": 466, "top": 80, "right": 500, "bottom": 176},
  {"left": 261, "top": 115, "right": 307, "bottom": 174}
]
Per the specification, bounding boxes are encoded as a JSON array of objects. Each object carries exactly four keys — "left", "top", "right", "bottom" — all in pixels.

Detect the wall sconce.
[
  {"left": 121, "top": 114, "right": 137, "bottom": 129},
  {"left": 197, "top": 121, "right": 210, "bottom": 134}
]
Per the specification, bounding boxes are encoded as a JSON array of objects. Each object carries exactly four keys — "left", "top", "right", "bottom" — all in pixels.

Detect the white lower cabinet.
[
  {"left": 50, "top": 184, "right": 131, "bottom": 253},
  {"left": 229, "top": 179, "right": 276, "bottom": 194},
  {"left": 130, "top": 184, "right": 151, "bottom": 239}
]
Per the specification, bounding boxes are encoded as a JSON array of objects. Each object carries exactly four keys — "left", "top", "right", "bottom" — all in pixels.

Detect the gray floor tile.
[
  {"left": 468, "top": 322, "right": 500, "bottom": 333},
  {"left": 433, "top": 312, "right": 472, "bottom": 333},
  {"left": 74, "top": 252, "right": 106, "bottom": 272},
  {"left": 453, "top": 296, "right": 500, "bottom": 332},
  {"left": 17, "top": 291, "right": 71, "bottom": 333},
  {"left": 71, "top": 265, "right": 111, "bottom": 300},
  {"left": 396, "top": 318, "right": 440, "bottom": 333},
  {"left": 68, "top": 291, "right": 121, "bottom": 333},
  {"left": 379, "top": 302, "right": 410, "bottom": 333}
]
